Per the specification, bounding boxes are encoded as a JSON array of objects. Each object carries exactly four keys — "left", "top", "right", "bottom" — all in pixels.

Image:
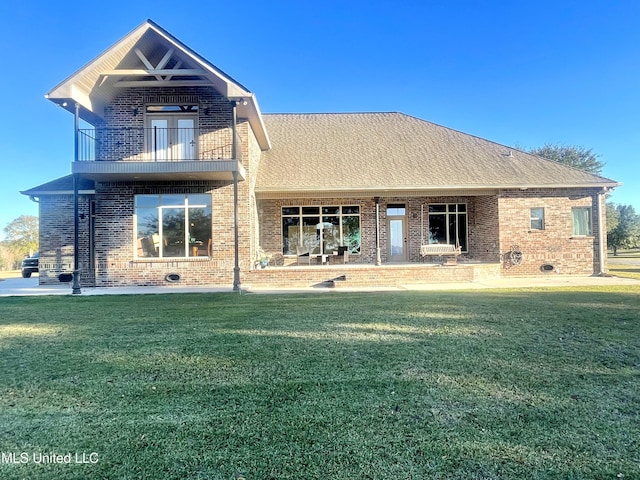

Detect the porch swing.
[{"left": 419, "top": 204, "right": 461, "bottom": 263}]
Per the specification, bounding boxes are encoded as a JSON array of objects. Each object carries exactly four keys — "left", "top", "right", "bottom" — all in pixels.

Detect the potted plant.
[{"left": 257, "top": 247, "right": 271, "bottom": 269}]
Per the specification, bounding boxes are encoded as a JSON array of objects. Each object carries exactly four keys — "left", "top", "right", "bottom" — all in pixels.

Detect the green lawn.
[
  {"left": 1, "top": 288, "right": 639, "bottom": 479},
  {"left": 608, "top": 263, "right": 640, "bottom": 280},
  {"left": 608, "top": 249, "right": 640, "bottom": 279}
]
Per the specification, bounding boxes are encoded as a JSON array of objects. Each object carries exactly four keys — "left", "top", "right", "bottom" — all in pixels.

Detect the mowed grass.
[
  {"left": 608, "top": 263, "right": 640, "bottom": 280},
  {"left": 609, "top": 249, "right": 640, "bottom": 279},
  {"left": 1, "top": 288, "right": 639, "bottom": 479}
]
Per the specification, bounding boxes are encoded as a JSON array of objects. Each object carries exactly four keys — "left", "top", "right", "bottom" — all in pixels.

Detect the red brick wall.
[
  {"left": 257, "top": 195, "right": 495, "bottom": 264},
  {"left": 497, "top": 188, "right": 605, "bottom": 275},
  {"left": 38, "top": 194, "right": 94, "bottom": 286},
  {"left": 62, "top": 86, "right": 262, "bottom": 288},
  {"left": 257, "top": 190, "right": 605, "bottom": 277}
]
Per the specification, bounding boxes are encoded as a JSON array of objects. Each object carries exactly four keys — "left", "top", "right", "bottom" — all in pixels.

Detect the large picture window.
[
  {"left": 135, "top": 194, "right": 212, "bottom": 258},
  {"left": 282, "top": 206, "right": 361, "bottom": 255},
  {"left": 428, "top": 203, "right": 468, "bottom": 252}
]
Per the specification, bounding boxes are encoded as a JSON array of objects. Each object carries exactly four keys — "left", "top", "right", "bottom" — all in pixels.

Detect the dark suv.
[{"left": 21, "top": 253, "right": 39, "bottom": 278}]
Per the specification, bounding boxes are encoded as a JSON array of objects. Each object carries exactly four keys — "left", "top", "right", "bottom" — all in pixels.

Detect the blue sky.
[{"left": 1, "top": 0, "right": 639, "bottom": 239}]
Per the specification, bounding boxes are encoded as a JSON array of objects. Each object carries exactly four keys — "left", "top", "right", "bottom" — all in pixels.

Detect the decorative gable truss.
[{"left": 102, "top": 47, "right": 212, "bottom": 88}]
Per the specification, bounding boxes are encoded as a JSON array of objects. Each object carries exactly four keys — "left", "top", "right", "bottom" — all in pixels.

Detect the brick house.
[{"left": 21, "top": 20, "right": 619, "bottom": 290}]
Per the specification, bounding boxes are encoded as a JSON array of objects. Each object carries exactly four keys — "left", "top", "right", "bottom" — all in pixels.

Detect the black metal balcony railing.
[{"left": 77, "top": 127, "right": 235, "bottom": 162}]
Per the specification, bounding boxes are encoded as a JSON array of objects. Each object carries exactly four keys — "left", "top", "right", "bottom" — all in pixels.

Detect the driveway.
[{"left": 0, "top": 276, "right": 74, "bottom": 296}]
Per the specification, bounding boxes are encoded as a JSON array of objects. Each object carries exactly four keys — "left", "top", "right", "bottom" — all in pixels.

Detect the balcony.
[{"left": 72, "top": 127, "right": 245, "bottom": 181}]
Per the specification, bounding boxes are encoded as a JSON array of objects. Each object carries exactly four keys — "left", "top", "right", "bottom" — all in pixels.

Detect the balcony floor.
[{"left": 73, "top": 159, "right": 245, "bottom": 181}]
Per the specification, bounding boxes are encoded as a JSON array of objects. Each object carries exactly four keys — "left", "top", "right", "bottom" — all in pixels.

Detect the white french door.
[{"left": 147, "top": 115, "right": 197, "bottom": 161}]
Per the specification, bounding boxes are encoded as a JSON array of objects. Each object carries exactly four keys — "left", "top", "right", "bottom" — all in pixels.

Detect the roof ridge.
[{"left": 263, "top": 111, "right": 403, "bottom": 116}]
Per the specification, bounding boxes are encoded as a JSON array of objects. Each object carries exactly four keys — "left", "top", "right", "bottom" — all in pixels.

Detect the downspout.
[
  {"left": 72, "top": 102, "right": 82, "bottom": 294},
  {"left": 231, "top": 101, "right": 241, "bottom": 291},
  {"left": 375, "top": 197, "right": 382, "bottom": 266},
  {"left": 596, "top": 189, "right": 606, "bottom": 276}
]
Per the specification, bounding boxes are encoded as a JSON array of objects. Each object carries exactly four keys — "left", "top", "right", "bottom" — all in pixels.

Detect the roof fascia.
[
  {"left": 255, "top": 182, "right": 620, "bottom": 198},
  {"left": 45, "top": 21, "right": 150, "bottom": 114}
]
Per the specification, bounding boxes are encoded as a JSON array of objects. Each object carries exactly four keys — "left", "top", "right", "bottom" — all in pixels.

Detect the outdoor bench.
[{"left": 420, "top": 244, "right": 461, "bottom": 264}]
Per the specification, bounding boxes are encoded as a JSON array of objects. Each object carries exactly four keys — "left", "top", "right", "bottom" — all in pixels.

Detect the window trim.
[
  {"left": 427, "top": 203, "right": 468, "bottom": 252},
  {"left": 571, "top": 206, "right": 593, "bottom": 237},
  {"left": 134, "top": 193, "right": 212, "bottom": 260},
  {"left": 530, "top": 207, "right": 545, "bottom": 231},
  {"left": 144, "top": 105, "right": 199, "bottom": 161}
]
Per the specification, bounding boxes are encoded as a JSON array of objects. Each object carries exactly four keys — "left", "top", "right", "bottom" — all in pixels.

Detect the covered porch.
[{"left": 256, "top": 193, "right": 502, "bottom": 269}]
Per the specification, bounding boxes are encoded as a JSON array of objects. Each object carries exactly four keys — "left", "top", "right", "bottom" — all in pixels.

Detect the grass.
[
  {"left": 608, "top": 263, "right": 640, "bottom": 280},
  {"left": 608, "top": 248, "right": 640, "bottom": 279},
  {"left": 1, "top": 287, "right": 639, "bottom": 479},
  {"left": 609, "top": 248, "right": 640, "bottom": 259}
]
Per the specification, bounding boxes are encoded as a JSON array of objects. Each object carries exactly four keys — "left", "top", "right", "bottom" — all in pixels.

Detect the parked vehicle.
[{"left": 21, "top": 253, "right": 39, "bottom": 278}]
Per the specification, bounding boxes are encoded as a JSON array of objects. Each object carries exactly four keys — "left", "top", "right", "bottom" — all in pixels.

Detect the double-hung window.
[
  {"left": 135, "top": 194, "right": 212, "bottom": 258},
  {"left": 572, "top": 207, "right": 592, "bottom": 236},
  {"left": 530, "top": 207, "right": 544, "bottom": 230}
]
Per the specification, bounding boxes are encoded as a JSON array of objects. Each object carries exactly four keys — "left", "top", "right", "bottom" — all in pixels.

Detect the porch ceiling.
[{"left": 72, "top": 160, "right": 245, "bottom": 182}]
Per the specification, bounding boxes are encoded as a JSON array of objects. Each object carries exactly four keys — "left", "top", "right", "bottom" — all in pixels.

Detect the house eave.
[{"left": 255, "top": 182, "right": 621, "bottom": 199}]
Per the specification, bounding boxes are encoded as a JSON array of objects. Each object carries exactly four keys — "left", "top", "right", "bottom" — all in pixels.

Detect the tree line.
[
  {"left": 1, "top": 215, "right": 38, "bottom": 270},
  {"left": 1, "top": 145, "right": 638, "bottom": 270}
]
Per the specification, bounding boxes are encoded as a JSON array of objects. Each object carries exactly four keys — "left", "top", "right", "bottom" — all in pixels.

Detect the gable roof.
[
  {"left": 256, "top": 112, "right": 619, "bottom": 196},
  {"left": 45, "top": 19, "right": 270, "bottom": 149}
]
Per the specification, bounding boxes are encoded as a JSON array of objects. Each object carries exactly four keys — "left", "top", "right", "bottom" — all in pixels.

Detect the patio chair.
[
  {"left": 331, "top": 246, "right": 349, "bottom": 264},
  {"left": 296, "top": 245, "right": 311, "bottom": 265}
]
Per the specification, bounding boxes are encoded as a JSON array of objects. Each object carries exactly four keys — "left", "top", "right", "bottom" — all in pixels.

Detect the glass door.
[
  {"left": 147, "top": 115, "right": 197, "bottom": 161},
  {"left": 387, "top": 204, "right": 406, "bottom": 262}
]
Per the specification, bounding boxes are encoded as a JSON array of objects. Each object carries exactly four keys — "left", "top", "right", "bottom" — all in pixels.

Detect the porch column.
[
  {"left": 596, "top": 189, "right": 606, "bottom": 275},
  {"left": 231, "top": 101, "right": 241, "bottom": 291},
  {"left": 72, "top": 102, "right": 81, "bottom": 294},
  {"left": 375, "top": 197, "right": 382, "bottom": 266}
]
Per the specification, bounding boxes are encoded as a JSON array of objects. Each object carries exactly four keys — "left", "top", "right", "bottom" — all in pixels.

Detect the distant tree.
[
  {"left": 606, "top": 202, "right": 620, "bottom": 233},
  {"left": 607, "top": 203, "right": 640, "bottom": 255},
  {"left": 3, "top": 215, "right": 39, "bottom": 257},
  {"left": 529, "top": 143, "right": 605, "bottom": 175}
]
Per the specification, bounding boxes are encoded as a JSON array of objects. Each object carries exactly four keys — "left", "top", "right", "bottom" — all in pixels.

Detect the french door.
[{"left": 147, "top": 115, "right": 197, "bottom": 161}]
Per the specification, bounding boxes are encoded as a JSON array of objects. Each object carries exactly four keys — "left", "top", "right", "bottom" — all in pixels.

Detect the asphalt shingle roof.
[{"left": 256, "top": 112, "right": 617, "bottom": 192}]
